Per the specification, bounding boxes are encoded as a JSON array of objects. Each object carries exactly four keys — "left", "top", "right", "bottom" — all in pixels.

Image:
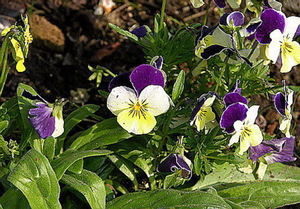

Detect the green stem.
[
  {"left": 203, "top": 0, "right": 212, "bottom": 26},
  {"left": 0, "top": 36, "right": 10, "bottom": 97},
  {"left": 160, "top": 0, "right": 167, "bottom": 30}
]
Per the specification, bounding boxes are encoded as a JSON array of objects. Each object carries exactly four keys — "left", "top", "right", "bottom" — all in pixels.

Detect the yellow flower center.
[
  {"left": 282, "top": 40, "right": 293, "bottom": 53},
  {"left": 241, "top": 126, "right": 251, "bottom": 138},
  {"left": 128, "top": 100, "right": 148, "bottom": 119}
]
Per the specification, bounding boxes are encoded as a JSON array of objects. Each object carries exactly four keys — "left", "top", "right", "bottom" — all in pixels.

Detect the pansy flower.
[
  {"left": 130, "top": 25, "right": 148, "bottom": 38},
  {"left": 22, "top": 90, "right": 66, "bottom": 139},
  {"left": 249, "top": 136, "right": 296, "bottom": 179},
  {"left": 265, "top": 14, "right": 300, "bottom": 72},
  {"left": 190, "top": 93, "right": 216, "bottom": 131},
  {"left": 195, "top": 24, "right": 252, "bottom": 66},
  {"left": 157, "top": 153, "right": 192, "bottom": 179},
  {"left": 221, "top": 104, "right": 263, "bottom": 155},
  {"left": 273, "top": 81, "right": 294, "bottom": 137},
  {"left": 107, "top": 64, "right": 171, "bottom": 135}
]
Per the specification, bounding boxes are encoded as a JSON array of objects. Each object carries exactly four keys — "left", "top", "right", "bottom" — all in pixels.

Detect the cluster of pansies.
[{"left": 194, "top": 1, "right": 300, "bottom": 73}]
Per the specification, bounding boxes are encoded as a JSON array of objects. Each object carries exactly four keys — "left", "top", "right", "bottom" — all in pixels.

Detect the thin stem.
[
  {"left": 203, "top": 0, "right": 212, "bottom": 26},
  {"left": 160, "top": 0, "right": 167, "bottom": 30}
]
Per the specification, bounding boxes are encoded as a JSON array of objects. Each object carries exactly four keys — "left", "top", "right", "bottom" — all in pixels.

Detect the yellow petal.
[
  {"left": 279, "top": 117, "right": 291, "bottom": 137},
  {"left": 193, "top": 106, "right": 215, "bottom": 131},
  {"left": 1, "top": 27, "right": 12, "bottom": 36},
  {"left": 239, "top": 124, "right": 263, "bottom": 155},
  {"left": 16, "top": 60, "right": 26, "bottom": 72},
  {"left": 117, "top": 108, "right": 156, "bottom": 134},
  {"left": 281, "top": 41, "right": 300, "bottom": 73},
  {"left": 52, "top": 118, "right": 64, "bottom": 138}
]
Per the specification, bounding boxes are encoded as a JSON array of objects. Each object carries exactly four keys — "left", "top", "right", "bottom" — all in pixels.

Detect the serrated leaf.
[
  {"left": 107, "top": 189, "right": 232, "bottom": 208},
  {"left": 51, "top": 149, "right": 112, "bottom": 180},
  {"left": 172, "top": 70, "right": 185, "bottom": 101},
  {"left": 70, "top": 118, "right": 132, "bottom": 151},
  {"left": 7, "top": 149, "right": 61, "bottom": 209},
  {"left": 61, "top": 169, "right": 106, "bottom": 209},
  {"left": 108, "top": 23, "right": 138, "bottom": 42}
]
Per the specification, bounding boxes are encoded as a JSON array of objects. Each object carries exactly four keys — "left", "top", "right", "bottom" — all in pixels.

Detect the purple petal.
[
  {"left": 220, "top": 13, "right": 230, "bottom": 25},
  {"left": 108, "top": 72, "right": 132, "bottom": 92},
  {"left": 220, "top": 102, "right": 248, "bottom": 133},
  {"left": 255, "top": 9, "right": 286, "bottom": 44},
  {"left": 229, "top": 80, "right": 242, "bottom": 94},
  {"left": 190, "top": 93, "right": 212, "bottom": 121},
  {"left": 201, "top": 45, "right": 229, "bottom": 59},
  {"left": 129, "top": 64, "right": 165, "bottom": 94},
  {"left": 227, "top": 12, "right": 244, "bottom": 27},
  {"left": 246, "top": 22, "right": 261, "bottom": 34},
  {"left": 223, "top": 92, "right": 248, "bottom": 107},
  {"left": 213, "top": 0, "right": 226, "bottom": 8},
  {"left": 274, "top": 92, "right": 286, "bottom": 116},
  {"left": 130, "top": 25, "right": 147, "bottom": 38},
  {"left": 251, "top": 137, "right": 296, "bottom": 164},
  {"left": 157, "top": 154, "right": 191, "bottom": 179},
  {"left": 196, "top": 25, "right": 218, "bottom": 42},
  {"left": 29, "top": 102, "right": 55, "bottom": 139},
  {"left": 294, "top": 25, "right": 300, "bottom": 39},
  {"left": 152, "top": 56, "right": 163, "bottom": 70}
]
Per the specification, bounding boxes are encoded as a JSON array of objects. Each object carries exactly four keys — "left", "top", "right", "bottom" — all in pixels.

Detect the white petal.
[
  {"left": 245, "top": 105, "right": 259, "bottom": 125},
  {"left": 266, "top": 29, "right": 283, "bottom": 63},
  {"left": 284, "top": 16, "right": 300, "bottom": 40},
  {"left": 52, "top": 117, "right": 64, "bottom": 138},
  {"left": 107, "top": 86, "right": 137, "bottom": 116},
  {"left": 203, "top": 95, "right": 216, "bottom": 107},
  {"left": 212, "top": 27, "right": 234, "bottom": 48},
  {"left": 229, "top": 129, "right": 241, "bottom": 147},
  {"left": 139, "top": 85, "right": 170, "bottom": 116}
]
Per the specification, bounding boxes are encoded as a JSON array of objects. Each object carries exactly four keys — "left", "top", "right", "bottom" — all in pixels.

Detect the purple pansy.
[
  {"left": 29, "top": 102, "right": 56, "bottom": 139},
  {"left": 220, "top": 12, "right": 244, "bottom": 27},
  {"left": 23, "top": 90, "right": 65, "bottom": 139},
  {"left": 220, "top": 102, "right": 248, "bottom": 134},
  {"left": 254, "top": 9, "right": 285, "bottom": 44},
  {"left": 130, "top": 25, "right": 148, "bottom": 38},
  {"left": 107, "top": 64, "right": 171, "bottom": 134},
  {"left": 250, "top": 137, "right": 296, "bottom": 164},
  {"left": 157, "top": 153, "right": 192, "bottom": 179}
]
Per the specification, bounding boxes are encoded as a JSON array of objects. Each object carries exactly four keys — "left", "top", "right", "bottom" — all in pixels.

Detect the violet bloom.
[
  {"left": 250, "top": 137, "right": 296, "bottom": 164},
  {"left": 195, "top": 26, "right": 252, "bottom": 66},
  {"left": 220, "top": 103, "right": 263, "bottom": 155},
  {"left": 220, "top": 12, "right": 244, "bottom": 27},
  {"left": 107, "top": 64, "right": 171, "bottom": 134},
  {"left": 130, "top": 25, "right": 148, "bottom": 38},
  {"left": 274, "top": 81, "right": 294, "bottom": 137},
  {"left": 157, "top": 153, "right": 192, "bottom": 179},
  {"left": 23, "top": 91, "right": 65, "bottom": 139}
]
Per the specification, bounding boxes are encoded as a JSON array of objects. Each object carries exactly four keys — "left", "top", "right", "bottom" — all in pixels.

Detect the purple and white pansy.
[
  {"left": 22, "top": 90, "right": 65, "bottom": 139},
  {"left": 157, "top": 153, "right": 192, "bottom": 179},
  {"left": 220, "top": 86, "right": 263, "bottom": 155},
  {"left": 273, "top": 81, "right": 294, "bottom": 137},
  {"left": 107, "top": 64, "right": 171, "bottom": 135}
]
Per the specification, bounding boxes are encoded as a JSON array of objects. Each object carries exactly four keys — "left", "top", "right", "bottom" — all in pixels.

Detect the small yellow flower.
[{"left": 11, "top": 38, "right": 25, "bottom": 72}]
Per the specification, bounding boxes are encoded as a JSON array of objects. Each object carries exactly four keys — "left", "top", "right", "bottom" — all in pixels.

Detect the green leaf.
[
  {"left": 172, "top": 70, "right": 185, "bottom": 102},
  {"left": 67, "top": 159, "right": 83, "bottom": 174},
  {"left": 108, "top": 154, "right": 139, "bottom": 190},
  {"left": 108, "top": 23, "right": 138, "bottom": 42},
  {"left": 0, "top": 188, "right": 31, "bottom": 209},
  {"left": 7, "top": 149, "right": 61, "bottom": 209},
  {"left": 43, "top": 137, "right": 56, "bottom": 160},
  {"left": 218, "top": 181, "right": 300, "bottom": 208},
  {"left": 70, "top": 118, "right": 132, "bottom": 150},
  {"left": 107, "top": 189, "right": 232, "bottom": 208},
  {"left": 51, "top": 149, "right": 112, "bottom": 180},
  {"left": 61, "top": 169, "right": 106, "bottom": 209},
  {"left": 191, "top": 162, "right": 255, "bottom": 190}
]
